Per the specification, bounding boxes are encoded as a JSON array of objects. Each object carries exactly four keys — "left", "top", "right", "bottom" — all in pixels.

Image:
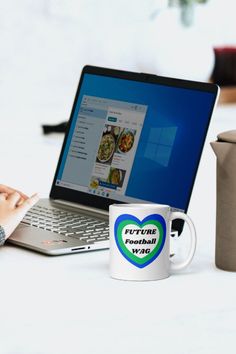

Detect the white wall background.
[{"left": 0, "top": 0, "right": 236, "bottom": 124}]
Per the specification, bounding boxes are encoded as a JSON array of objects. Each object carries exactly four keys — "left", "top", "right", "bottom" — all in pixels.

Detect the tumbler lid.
[{"left": 217, "top": 130, "right": 236, "bottom": 143}]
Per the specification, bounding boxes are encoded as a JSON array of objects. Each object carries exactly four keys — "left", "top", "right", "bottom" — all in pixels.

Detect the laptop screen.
[{"left": 55, "top": 72, "right": 216, "bottom": 212}]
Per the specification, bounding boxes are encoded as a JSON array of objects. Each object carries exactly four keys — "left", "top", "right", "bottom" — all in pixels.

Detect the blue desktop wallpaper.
[{"left": 58, "top": 73, "right": 216, "bottom": 210}]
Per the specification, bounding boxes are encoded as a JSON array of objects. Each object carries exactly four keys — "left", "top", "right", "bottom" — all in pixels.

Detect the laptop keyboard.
[{"left": 22, "top": 205, "right": 109, "bottom": 244}]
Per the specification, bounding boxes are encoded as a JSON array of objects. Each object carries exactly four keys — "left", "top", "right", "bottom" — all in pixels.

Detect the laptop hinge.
[{"left": 53, "top": 199, "right": 109, "bottom": 217}]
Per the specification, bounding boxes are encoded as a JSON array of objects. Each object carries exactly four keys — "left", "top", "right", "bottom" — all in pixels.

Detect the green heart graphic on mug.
[{"left": 114, "top": 214, "right": 166, "bottom": 268}]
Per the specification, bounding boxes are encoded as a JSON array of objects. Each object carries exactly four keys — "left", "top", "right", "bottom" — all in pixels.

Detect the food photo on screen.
[
  {"left": 116, "top": 128, "right": 136, "bottom": 154},
  {"left": 96, "top": 125, "right": 121, "bottom": 164},
  {"left": 107, "top": 167, "right": 126, "bottom": 188}
]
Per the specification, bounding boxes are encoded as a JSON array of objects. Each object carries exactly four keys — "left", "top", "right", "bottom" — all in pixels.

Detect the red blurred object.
[{"left": 212, "top": 46, "right": 236, "bottom": 86}]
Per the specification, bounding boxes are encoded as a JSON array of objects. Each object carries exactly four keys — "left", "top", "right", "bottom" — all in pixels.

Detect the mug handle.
[{"left": 169, "top": 211, "right": 197, "bottom": 271}]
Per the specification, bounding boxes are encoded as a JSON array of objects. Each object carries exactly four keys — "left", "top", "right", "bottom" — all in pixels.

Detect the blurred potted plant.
[
  {"left": 135, "top": 0, "right": 214, "bottom": 82},
  {"left": 169, "top": 0, "right": 208, "bottom": 27}
]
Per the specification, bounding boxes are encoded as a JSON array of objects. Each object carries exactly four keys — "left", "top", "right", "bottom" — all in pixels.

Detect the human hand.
[
  {"left": 0, "top": 192, "right": 39, "bottom": 240},
  {"left": 0, "top": 184, "right": 28, "bottom": 206}
]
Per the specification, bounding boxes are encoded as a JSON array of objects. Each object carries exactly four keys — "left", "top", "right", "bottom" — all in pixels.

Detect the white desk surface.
[{"left": 1, "top": 103, "right": 236, "bottom": 354}]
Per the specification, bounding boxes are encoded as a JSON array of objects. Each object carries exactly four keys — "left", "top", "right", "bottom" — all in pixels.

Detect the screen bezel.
[{"left": 50, "top": 65, "right": 219, "bottom": 234}]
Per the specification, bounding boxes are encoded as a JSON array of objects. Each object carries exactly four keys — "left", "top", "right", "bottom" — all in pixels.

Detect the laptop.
[{"left": 8, "top": 65, "right": 219, "bottom": 255}]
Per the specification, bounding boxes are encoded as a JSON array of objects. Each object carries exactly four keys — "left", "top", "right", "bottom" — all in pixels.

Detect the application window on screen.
[{"left": 57, "top": 95, "right": 148, "bottom": 199}]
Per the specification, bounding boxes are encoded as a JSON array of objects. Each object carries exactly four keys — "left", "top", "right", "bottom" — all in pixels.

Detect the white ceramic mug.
[{"left": 109, "top": 204, "right": 197, "bottom": 281}]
